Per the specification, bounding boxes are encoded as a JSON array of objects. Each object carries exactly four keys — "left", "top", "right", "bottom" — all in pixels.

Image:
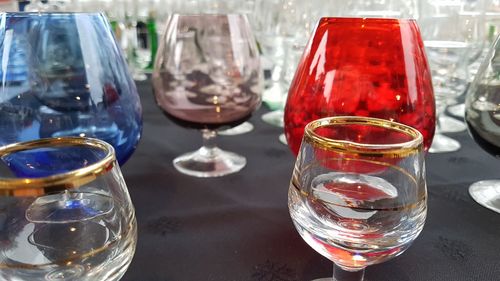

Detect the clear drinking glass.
[
  {"left": 465, "top": 34, "right": 500, "bottom": 213},
  {"left": 152, "top": 14, "right": 262, "bottom": 177},
  {"left": 418, "top": 0, "right": 485, "bottom": 152},
  {"left": 0, "top": 137, "right": 137, "bottom": 280},
  {"left": 288, "top": 116, "right": 427, "bottom": 280},
  {"left": 338, "top": 0, "right": 418, "bottom": 18}
]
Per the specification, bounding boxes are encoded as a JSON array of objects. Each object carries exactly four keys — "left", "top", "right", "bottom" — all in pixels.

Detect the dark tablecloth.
[{"left": 121, "top": 80, "right": 500, "bottom": 281}]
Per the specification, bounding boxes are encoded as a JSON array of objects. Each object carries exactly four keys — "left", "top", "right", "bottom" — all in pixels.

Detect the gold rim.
[
  {"left": 0, "top": 137, "right": 115, "bottom": 192},
  {"left": 304, "top": 116, "right": 423, "bottom": 156}
]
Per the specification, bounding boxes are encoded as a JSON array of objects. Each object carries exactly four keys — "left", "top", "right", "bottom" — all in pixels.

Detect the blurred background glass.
[{"left": 465, "top": 32, "right": 500, "bottom": 213}]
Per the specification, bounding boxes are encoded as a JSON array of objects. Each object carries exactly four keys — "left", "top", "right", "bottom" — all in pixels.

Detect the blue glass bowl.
[{"left": 0, "top": 12, "right": 142, "bottom": 166}]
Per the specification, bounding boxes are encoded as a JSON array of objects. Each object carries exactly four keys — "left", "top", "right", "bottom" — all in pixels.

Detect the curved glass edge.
[
  {"left": 303, "top": 116, "right": 424, "bottom": 156},
  {"left": 0, "top": 137, "right": 116, "bottom": 192}
]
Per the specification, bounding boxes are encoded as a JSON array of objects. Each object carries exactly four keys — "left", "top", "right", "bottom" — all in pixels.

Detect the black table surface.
[{"left": 121, "top": 80, "right": 500, "bottom": 281}]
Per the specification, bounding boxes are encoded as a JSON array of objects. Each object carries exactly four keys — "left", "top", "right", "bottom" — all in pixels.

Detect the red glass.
[{"left": 284, "top": 17, "right": 435, "bottom": 155}]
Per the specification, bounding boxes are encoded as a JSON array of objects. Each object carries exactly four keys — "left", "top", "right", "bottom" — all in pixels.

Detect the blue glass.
[
  {"left": 2, "top": 146, "right": 107, "bottom": 178},
  {"left": 0, "top": 12, "right": 142, "bottom": 165}
]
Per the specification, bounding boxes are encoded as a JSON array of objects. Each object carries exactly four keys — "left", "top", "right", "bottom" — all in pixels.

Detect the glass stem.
[
  {"left": 332, "top": 263, "right": 365, "bottom": 281},
  {"left": 435, "top": 97, "right": 447, "bottom": 134},
  {"left": 199, "top": 129, "right": 218, "bottom": 159}
]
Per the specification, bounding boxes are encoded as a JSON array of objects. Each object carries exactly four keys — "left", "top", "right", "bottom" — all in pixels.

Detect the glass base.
[
  {"left": 447, "top": 103, "right": 465, "bottom": 118},
  {"left": 261, "top": 110, "right": 284, "bottom": 127},
  {"left": 469, "top": 180, "right": 500, "bottom": 213},
  {"left": 173, "top": 147, "right": 246, "bottom": 177},
  {"left": 429, "top": 134, "right": 461, "bottom": 153},
  {"left": 312, "top": 264, "right": 365, "bottom": 281},
  {"left": 438, "top": 116, "right": 466, "bottom": 133},
  {"left": 279, "top": 133, "right": 287, "bottom": 145},
  {"left": 218, "top": 122, "right": 254, "bottom": 136}
]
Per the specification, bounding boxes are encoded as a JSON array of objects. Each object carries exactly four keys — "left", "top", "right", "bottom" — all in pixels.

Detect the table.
[{"left": 121, "top": 80, "right": 500, "bottom": 281}]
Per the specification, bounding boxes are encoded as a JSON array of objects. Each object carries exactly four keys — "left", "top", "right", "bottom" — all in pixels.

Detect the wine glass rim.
[
  {"left": 319, "top": 17, "right": 417, "bottom": 23},
  {"left": 0, "top": 137, "right": 116, "bottom": 192},
  {"left": 304, "top": 116, "right": 423, "bottom": 156}
]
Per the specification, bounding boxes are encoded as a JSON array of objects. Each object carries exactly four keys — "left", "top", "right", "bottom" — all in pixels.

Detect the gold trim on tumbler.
[
  {"left": 0, "top": 137, "right": 115, "bottom": 192},
  {"left": 303, "top": 116, "right": 424, "bottom": 157}
]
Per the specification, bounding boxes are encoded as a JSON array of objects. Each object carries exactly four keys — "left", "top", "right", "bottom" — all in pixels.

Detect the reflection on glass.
[
  {"left": 289, "top": 116, "right": 427, "bottom": 281},
  {"left": 284, "top": 17, "right": 435, "bottom": 155},
  {"left": 0, "top": 137, "right": 137, "bottom": 281},
  {"left": 0, "top": 13, "right": 142, "bottom": 165},
  {"left": 465, "top": 34, "right": 500, "bottom": 213},
  {"left": 153, "top": 14, "right": 262, "bottom": 177}
]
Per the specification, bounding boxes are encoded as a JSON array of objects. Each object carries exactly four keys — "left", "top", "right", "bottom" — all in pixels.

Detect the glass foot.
[
  {"left": 469, "top": 180, "right": 500, "bottom": 213},
  {"left": 447, "top": 103, "right": 465, "bottom": 118},
  {"left": 312, "top": 264, "right": 365, "bottom": 281},
  {"left": 218, "top": 122, "right": 254, "bottom": 136},
  {"left": 279, "top": 133, "right": 287, "bottom": 145},
  {"left": 262, "top": 110, "right": 284, "bottom": 127},
  {"left": 173, "top": 147, "right": 246, "bottom": 177},
  {"left": 132, "top": 72, "right": 147, "bottom": 81},
  {"left": 26, "top": 191, "right": 113, "bottom": 223},
  {"left": 438, "top": 116, "right": 466, "bottom": 133},
  {"left": 429, "top": 134, "right": 461, "bottom": 153}
]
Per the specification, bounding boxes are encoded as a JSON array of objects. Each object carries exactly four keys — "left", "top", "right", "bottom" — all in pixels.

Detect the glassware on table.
[
  {"left": 0, "top": 12, "right": 142, "bottom": 165},
  {"left": 152, "top": 14, "right": 262, "bottom": 177},
  {"left": 0, "top": 137, "right": 137, "bottom": 281},
  {"left": 465, "top": 34, "right": 500, "bottom": 213},
  {"left": 418, "top": 0, "right": 485, "bottom": 152},
  {"left": 288, "top": 116, "right": 427, "bottom": 281},
  {"left": 338, "top": 0, "right": 418, "bottom": 18},
  {"left": 284, "top": 17, "right": 436, "bottom": 155},
  {"left": 254, "top": 0, "right": 316, "bottom": 128}
]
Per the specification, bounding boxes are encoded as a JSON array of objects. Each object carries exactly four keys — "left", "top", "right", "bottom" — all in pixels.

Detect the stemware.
[
  {"left": 284, "top": 17, "right": 435, "bottom": 155},
  {"left": 465, "top": 34, "right": 500, "bottom": 213},
  {"left": 152, "top": 14, "right": 262, "bottom": 177},
  {"left": 0, "top": 137, "right": 137, "bottom": 280},
  {"left": 418, "top": 0, "right": 485, "bottom": 153},
  {"left": 288, "top": 116, "right": 427, "bottom": 281},
  {"left": 338, "top": 0, "right": 418, "bottom": 18},
  {"left": 255, "top": 0, "right": 317, "bottom": 128},
  {"left": 0, "top": 12, "right": 142, "bottom": 165}
]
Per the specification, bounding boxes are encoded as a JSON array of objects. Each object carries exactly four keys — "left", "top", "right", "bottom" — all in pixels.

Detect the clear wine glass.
[
  {"left": 289, "top": 116, "right": 427, "bottom": 281},
  {"left": 152, "top": 14, "right": 262, "bottom": 177},
  {"left": 465, "top": 34, "right": 500, "bottom": 213},
  {"left": 338, "top": 0, "right": 418, "bottom": 18},
  {"left": 0, "top": 137, "right": 137, "bottom": 280},
  {"left": 418, "top": 0, "right": 485, "bottom": 152}
]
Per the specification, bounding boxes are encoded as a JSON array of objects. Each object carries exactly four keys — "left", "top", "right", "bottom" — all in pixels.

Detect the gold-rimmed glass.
[
  {"left": 288, "top": 116, "right": 427, "bottom": 281},
  {"left": 0, "top": 137, "right": 137, "bottom": 281}
]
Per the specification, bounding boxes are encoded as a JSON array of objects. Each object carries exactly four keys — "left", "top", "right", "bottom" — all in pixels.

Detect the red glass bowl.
[{"left": 284, "top": 17, "right": 435, "bottom": 155}]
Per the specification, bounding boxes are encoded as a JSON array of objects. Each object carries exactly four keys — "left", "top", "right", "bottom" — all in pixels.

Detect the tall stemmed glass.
[
  {"left": 0, "top": 137, "right": 137, "bottom": 280},
  {"left": 465, "top": 34, "right": 500, "bottom": 213},
  {"left": 284, "top": 17, "right": 436, "bottom": 155},
  {"left": 289, "top": 116, "right": 427, "bottom": 281},
  {"left": 153, "top": 14, "right": 262, "bottom": 177}
]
